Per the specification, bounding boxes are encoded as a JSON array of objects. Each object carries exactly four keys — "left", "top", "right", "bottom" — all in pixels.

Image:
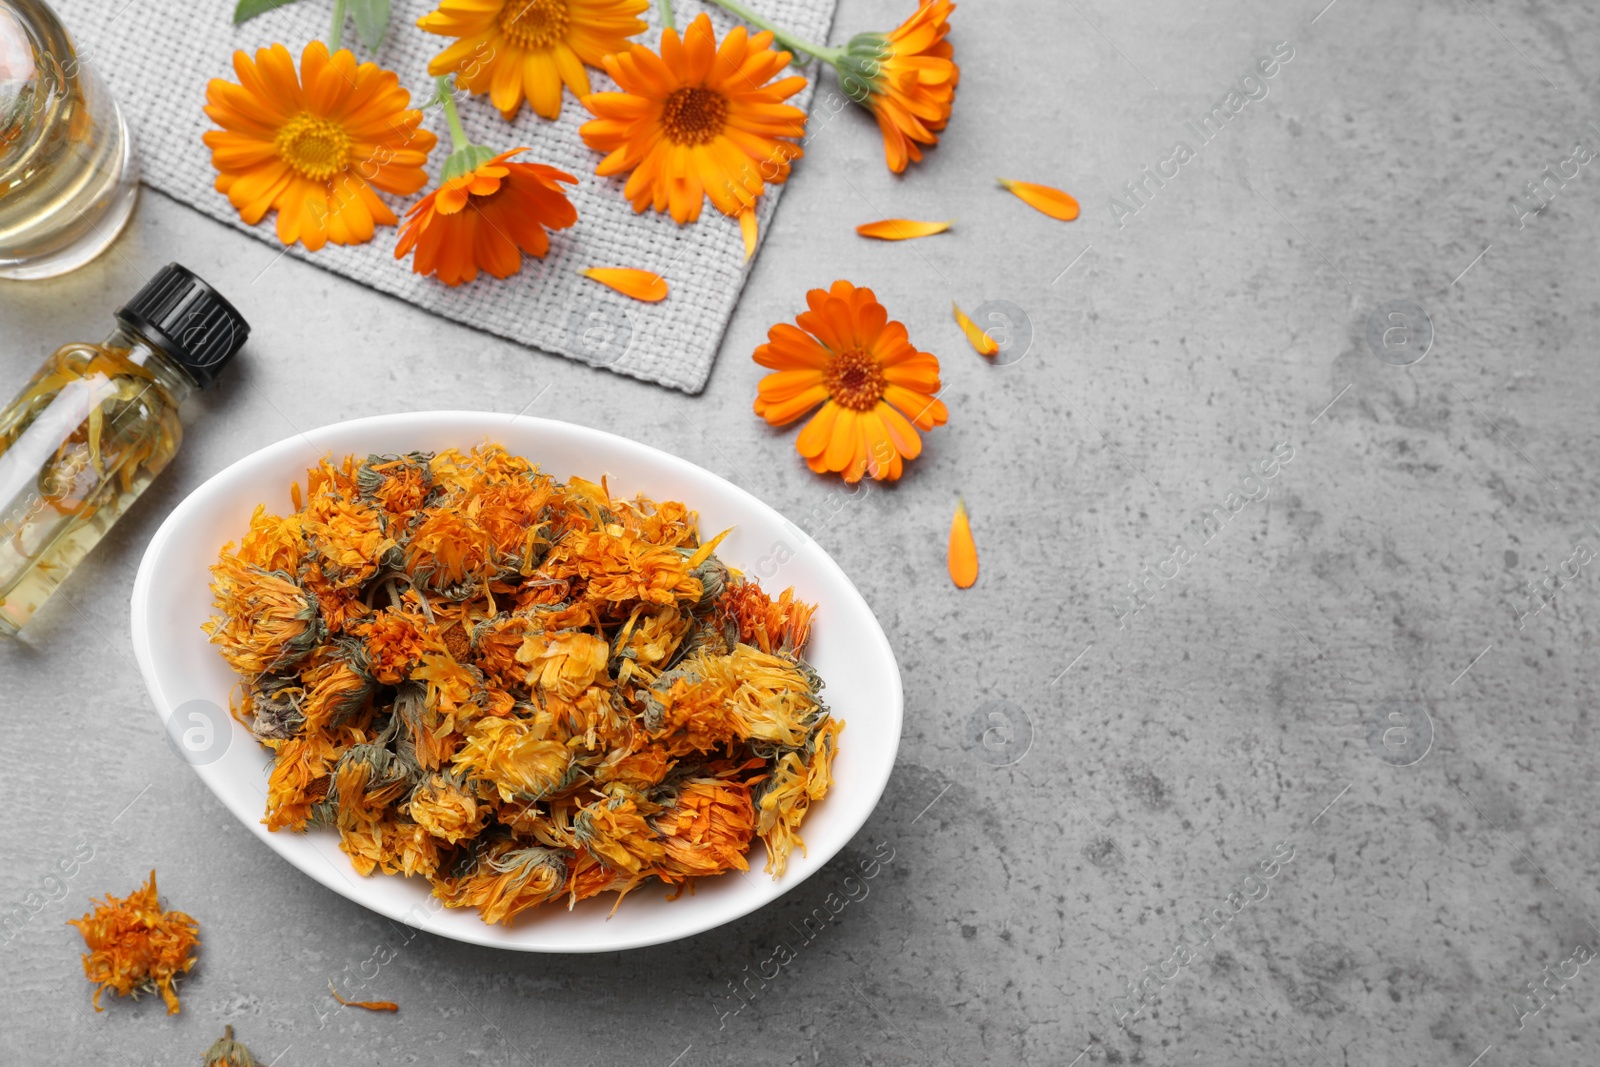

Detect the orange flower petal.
[
  {"left": 997, "top": 178, "right": 1079, "bottom": 221},
  {"left": 855, "top": 218, "right": 954, "bottom": 241},
  {"left": 948, "top": 499, "right": 978, "bottom": 588},
  {"left": 330, "top": 980, "right": 399, "bottom": 1012},
  {"left": 756, "top": 384, "right": 830, "bottom": 426},
  {"left": 795, "top": 400, "right": 842, "bottom": 458},
  {"left": 952, "top": 302, "right": 998, "bottom": 356},
  {"left": 582, "top": 267, "right": 668, "bottom": 302},
  {"left": 739, "top": 209, "right": 758, "bottom": 262}
]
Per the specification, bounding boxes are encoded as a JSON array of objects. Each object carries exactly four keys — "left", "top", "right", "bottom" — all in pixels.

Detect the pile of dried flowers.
[{"left": 204, "top": 444, "right": 842, "bottom": 923}]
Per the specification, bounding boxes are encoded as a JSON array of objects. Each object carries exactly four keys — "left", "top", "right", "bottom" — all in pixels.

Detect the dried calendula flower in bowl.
[
  {"left": 204, "top": 445, "right": 843, "bottom": 924},
  {"left": 68, "top": 871, "right": 200, "bottom": 1013}
]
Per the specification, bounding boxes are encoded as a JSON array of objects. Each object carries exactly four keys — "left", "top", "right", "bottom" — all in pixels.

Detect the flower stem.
[
  {"left": 658, "top": 0, "right": 674, "bottom": 30},
  {"left": 329, "top": 0, "right": 347, "bottom": 51},
  {"left": 436, "top": 76, "right": 471, "bottom": 155},
  {"left": 706, "top": 0, "right": 840, "bottom": 63}
]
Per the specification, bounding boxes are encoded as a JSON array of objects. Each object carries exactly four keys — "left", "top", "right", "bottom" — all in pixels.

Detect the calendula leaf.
[
  {"left": 347, "top": 0, "right": 391, "bottom": 51},
  {"left": 233, "top": 0, "right": 304, "bottom": 25}
]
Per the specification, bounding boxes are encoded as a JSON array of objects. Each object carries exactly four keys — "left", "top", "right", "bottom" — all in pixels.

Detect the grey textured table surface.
[{"left": 4, "top": 1, "right": 1600, "bottom": 1064}]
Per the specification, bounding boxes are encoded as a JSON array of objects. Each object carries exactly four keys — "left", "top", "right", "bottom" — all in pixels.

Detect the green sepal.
[
  {"left": 440, "top": 144, "right": 498, "bottom": 183},
  {"left": 834, "top": 32, "right": 890, "bottom": 103}
]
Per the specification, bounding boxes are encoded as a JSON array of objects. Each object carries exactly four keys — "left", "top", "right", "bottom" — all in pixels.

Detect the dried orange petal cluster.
[
  {"left": 205, "top": 445, "right": 842, "bottom": 924},
  {"left": 67, "top": 871, "right": 200, "bottom": 1013}
]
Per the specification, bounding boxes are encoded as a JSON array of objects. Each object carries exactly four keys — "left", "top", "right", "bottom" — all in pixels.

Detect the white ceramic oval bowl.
[{"left": 130, "top": 411, "right": 902, "bottom": 952}]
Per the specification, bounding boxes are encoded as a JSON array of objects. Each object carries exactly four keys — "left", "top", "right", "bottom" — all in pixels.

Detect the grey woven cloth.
[{"left": 54, "top": 0, "right": 838, "bottom": 392}]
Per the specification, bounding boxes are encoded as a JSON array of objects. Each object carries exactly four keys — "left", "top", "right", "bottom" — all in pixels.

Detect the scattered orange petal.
[
  {"left": 582, "top": 267, "right": 668, "bottom": 303},
  {"left": 948, "top": 499, "right": 978, "bottom": 588},
  {"left": 329, "top": 980, "right": 399, "bottom": 1012},
  {"left": 997, "top": 178, "right": 1079, "bottom": 221},
  {"left": 739, "top": 210, "right": 759, "bottom": 263},
  {"left": 855, "top": 219, "right": 954, "bottom": 241},
  {"left": 952, "top": 303, "right": 998, "bottom": 356}
]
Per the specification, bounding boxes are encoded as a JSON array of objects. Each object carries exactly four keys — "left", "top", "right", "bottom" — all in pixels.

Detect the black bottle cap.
[{"left": 115, "top": 263, "right": 250, "bottom": 389}]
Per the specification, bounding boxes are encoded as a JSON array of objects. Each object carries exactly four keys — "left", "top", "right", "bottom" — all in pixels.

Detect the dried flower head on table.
[
  {"left": 205, "top": 445, "right": 841, "bottom": 924},
  {"left": 68, "top": 871, "right": 200, "bottom": 1013}
]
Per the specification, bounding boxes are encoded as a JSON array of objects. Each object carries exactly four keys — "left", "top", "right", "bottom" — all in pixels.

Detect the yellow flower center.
[
  {"left": 660, "top": 86, "right": 728, "bottom": 146},
  {"left": 824, "top": 348, "right": 886, "bottom": 411},
  {"left": 273, "top": 113, "right": 352, "bottom": 182},
  {"left": 499, "top": 0, "right": 570, "bottom": 49}
]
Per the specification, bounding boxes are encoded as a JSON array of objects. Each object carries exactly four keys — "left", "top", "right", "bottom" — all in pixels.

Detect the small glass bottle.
[
  {"left": 0, "top": 263, "right": 249, "bottom": 636},
  {"left": 0, "top": 0, "right": 139, "bottom": 279}
]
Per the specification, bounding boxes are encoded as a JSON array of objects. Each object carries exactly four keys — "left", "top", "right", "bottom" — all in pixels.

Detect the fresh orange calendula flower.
[
  {"left": 68, "top": 871, "right": 200, "bottom": 1014},
  {"left": 856, "top": 218, "right": 953, "bottom": 240},
  {"left": 753, "top": 280, "right": 948, "bottom": 483},
  {"left": 952, "top": 302, "right": 997, "bottom": 356},
  {"left": 710, "top": 0, "right": 958, "bottom": 173},
  {"left": 203, "top": 41, "right": 437, "bottom": 250},
  {"left": 397, "top": 148, "right": 578, "bottom": 286},
  {"left": 582, "top": 267, "right": 668, "bottom": 302},
  {"left": 836, "top": 0, "right": 960, "bottom": 173},
  {"left": 418, "top": 0, "right": 648, "bottom": 120},
  {"left": 998, "top": 177, "right": 1080, "bottom": 221},
  {"left": 948, "top": 497, "right": 978, "bottom": 588},
  {"left": 580, "top": 14, "right": 806, "bottom": 230}
]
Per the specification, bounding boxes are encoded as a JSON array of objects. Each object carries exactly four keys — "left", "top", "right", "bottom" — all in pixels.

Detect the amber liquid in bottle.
[
  {"left": 0, "top": 327, "right": 192, "bottom": 635},
  {"left": 0, "top": 0, "right": 139, "bottom": 279}
]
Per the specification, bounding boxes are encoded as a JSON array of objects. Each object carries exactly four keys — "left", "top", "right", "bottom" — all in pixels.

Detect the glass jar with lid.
[{"left": 0, "top": 0, "right": 138, "bottom": 280}]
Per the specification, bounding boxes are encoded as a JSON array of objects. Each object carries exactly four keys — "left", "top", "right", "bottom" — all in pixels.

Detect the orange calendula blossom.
[
  {"left": 579, "top": 13, "right": 806, "bottom": 234},
  {"left": 418, "top": 0, "right": 648, "bottom": 120},
  {"left": 203, "top": 41, "right": 437, "bottom": 250},
  {"left": 710, "top": 0, "right": 959, "bottom": 173},
  {"left": 753, "top": 280, "right": 948, "bottom": 483},
  {"left": 68, "top": 871, "right": 200, "bottom": 1014},
  {"left": 833, "top": 0, "right": 959, "bottom": 173},
  {"left": 396, "top": 78, "right": 578, "bottom": 286}
]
